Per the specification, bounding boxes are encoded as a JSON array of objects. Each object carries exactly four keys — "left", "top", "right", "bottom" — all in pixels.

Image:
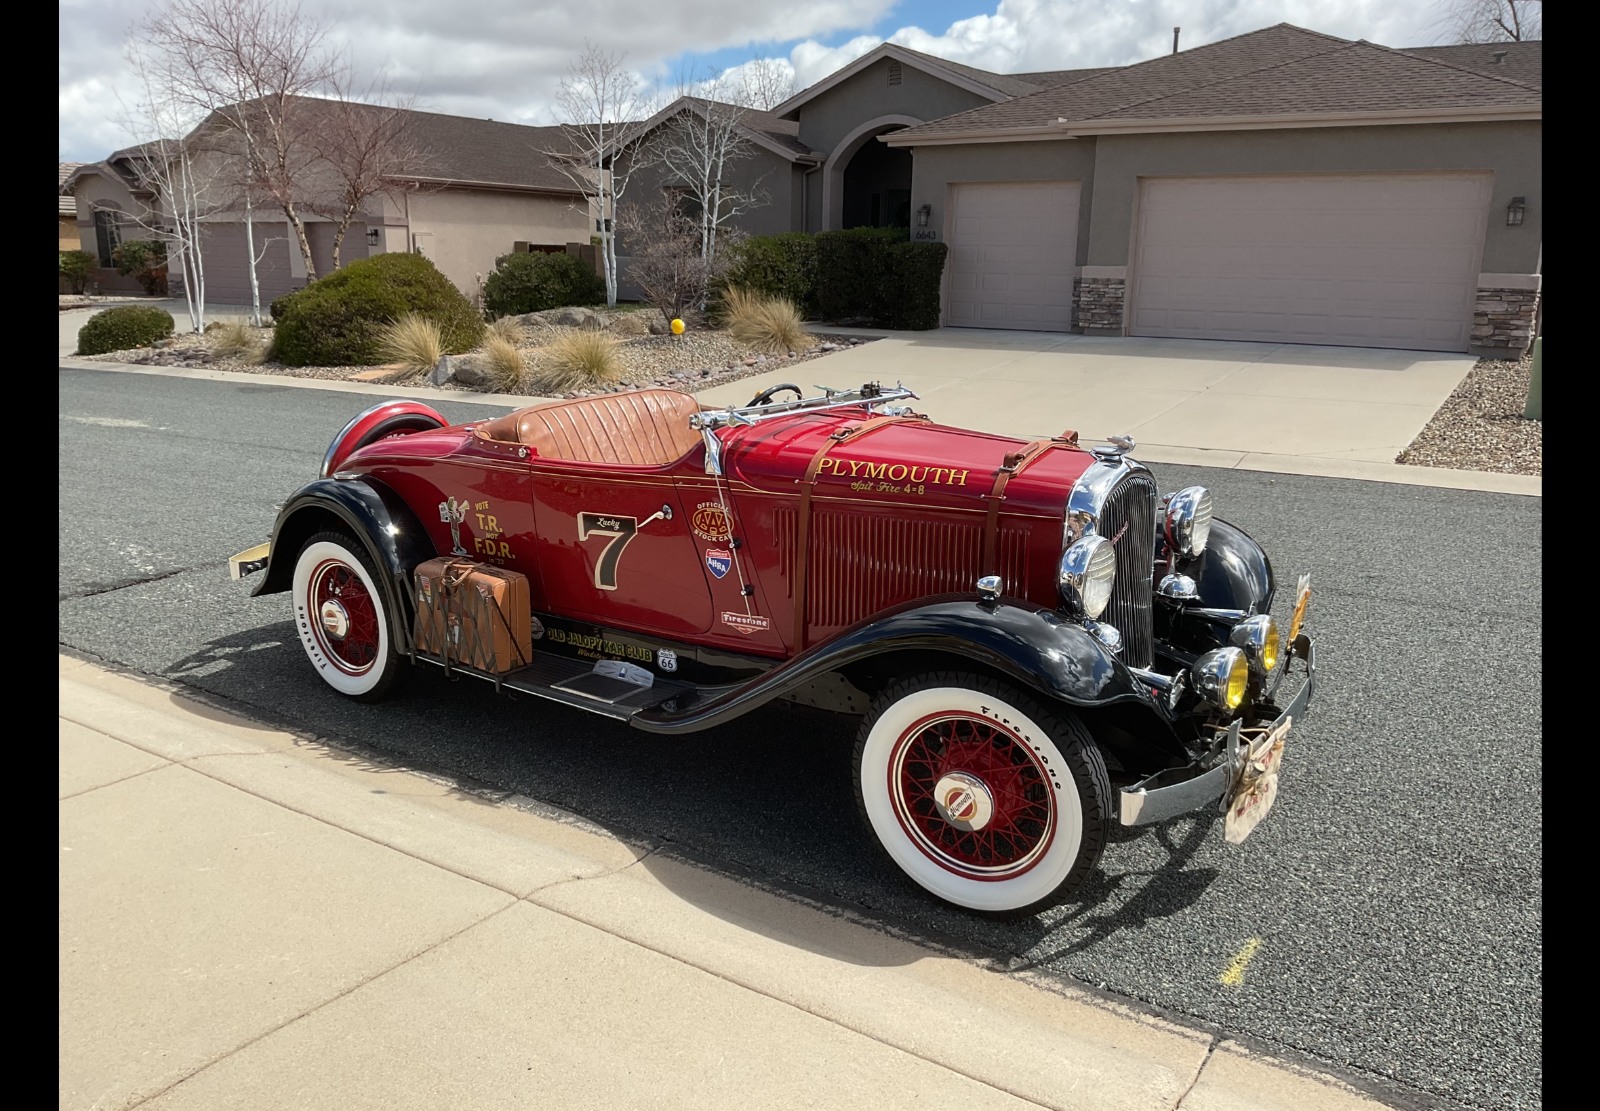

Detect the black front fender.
[
  {"left": 632, "top": 594, "right": 1164, "bottom": 734},
  {"left": 1186, "top": 518, "right": 1274, "bottom": 613},
  {"left": 253, "top": 476, "right": 437, "bottom": 646}
]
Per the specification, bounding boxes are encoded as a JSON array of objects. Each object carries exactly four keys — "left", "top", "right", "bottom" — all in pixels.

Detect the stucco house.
[
  {"left": 638, "top": 25, "right": 1541, "bottom": 356},
  {"left": 62, "top": 106, "right": 593, "bottom": 305},
  {"left": 59, "top": 162, "right": 86, "bottom": 250}
]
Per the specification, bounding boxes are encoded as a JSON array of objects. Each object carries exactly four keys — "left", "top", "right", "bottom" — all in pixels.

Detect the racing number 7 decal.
[
  {"left": 578, "top": 514, "right": 638, "bottom": 590},
  {"left": 577, "top": 505, "right": 674, "bottom": 591}
]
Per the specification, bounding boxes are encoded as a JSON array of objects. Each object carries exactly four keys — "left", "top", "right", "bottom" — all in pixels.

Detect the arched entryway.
[{"left": 822, "top": 115, "right": 922, "bottom": 230}]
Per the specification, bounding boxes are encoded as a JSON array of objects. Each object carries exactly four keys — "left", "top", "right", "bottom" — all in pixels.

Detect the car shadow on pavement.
[{"left": 156, "top": 624, "right": 1222, "bottom": 971}]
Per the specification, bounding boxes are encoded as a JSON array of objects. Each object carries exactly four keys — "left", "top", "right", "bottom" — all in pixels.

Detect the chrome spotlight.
[
  {"left": 1059, "top": 536, "right": 1116, "bottom": 620},
  {"left": 1164, "top": 486, "right": 1213, "bottom": 558}
]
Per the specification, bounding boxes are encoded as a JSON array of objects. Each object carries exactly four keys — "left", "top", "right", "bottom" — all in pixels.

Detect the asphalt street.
[{"left": 59, "top": 366, "right": 1542, "bottom": 1111}]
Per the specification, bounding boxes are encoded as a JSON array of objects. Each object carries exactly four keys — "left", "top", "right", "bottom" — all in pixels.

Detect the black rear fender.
[{"left": 253, "top": 476, "right": 437, "bottom": 647}]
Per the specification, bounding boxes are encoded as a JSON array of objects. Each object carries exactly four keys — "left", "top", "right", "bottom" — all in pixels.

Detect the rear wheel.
[
  {"left": 292, "top": 531, "right": 401, "bottom": 702},
  {"left": 853, "top": 673, "right": 1111, "bottom": 916}
]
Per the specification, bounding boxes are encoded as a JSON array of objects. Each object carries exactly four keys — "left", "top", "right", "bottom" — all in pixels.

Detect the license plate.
[{"left": 1224, "top": 716, "right": 1291, "bottom": 845}]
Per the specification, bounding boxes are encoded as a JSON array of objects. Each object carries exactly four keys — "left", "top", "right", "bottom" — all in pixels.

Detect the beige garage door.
[
  {"left": 946, "top": 181, "right": 1080, "bottom": 331},
  {"left": 1128, "top": 172, "right": 1492, "bottom": 351}
]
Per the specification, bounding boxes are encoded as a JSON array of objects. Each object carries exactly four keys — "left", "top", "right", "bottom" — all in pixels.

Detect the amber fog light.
[
  {"left": 1229, "top": 614, "right": 1281, "bottom": 674},
  {"left": 1192, "top": 647, "right": 1249, "bottom": 712}
]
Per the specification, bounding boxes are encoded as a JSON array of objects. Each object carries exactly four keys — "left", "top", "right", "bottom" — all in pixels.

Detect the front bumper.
[{"left": 1119, "top": 635, "right": 1316, "bottom": 826}]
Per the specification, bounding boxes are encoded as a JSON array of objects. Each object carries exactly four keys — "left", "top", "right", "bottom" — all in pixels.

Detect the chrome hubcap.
[
  {"left": 932, "top": 772, "right": 994, "bottom": 832},
  {"left": 319, "top": 598, "right": 350, "bottom": 640}
]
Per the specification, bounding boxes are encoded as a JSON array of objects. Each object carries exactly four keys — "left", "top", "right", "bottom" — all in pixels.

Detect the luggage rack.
[{"left": 409, "top": 645, "right": 701, "bottom": 721}]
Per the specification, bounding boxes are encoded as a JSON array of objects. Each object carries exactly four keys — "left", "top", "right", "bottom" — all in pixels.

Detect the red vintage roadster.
[{"left": 234, "top": 383, "right": 1315, "bottom": 915}]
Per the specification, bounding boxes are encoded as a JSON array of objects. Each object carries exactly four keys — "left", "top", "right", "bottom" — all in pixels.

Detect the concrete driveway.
[{"left": 697, "top": 329, "right": 1483, "bottom": 484}]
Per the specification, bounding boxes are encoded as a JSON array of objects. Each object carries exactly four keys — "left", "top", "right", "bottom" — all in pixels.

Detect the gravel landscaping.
[
  {"left": 72, "top": 305, "right": 876, "bottom": 398},
  {"left": 1396, "top": 351, "right": 1541, "bottom": 475}
]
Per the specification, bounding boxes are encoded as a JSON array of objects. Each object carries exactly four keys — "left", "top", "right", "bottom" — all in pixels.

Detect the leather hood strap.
[{"left": 981, "top": 430, "right": 1079, "bottom": 578}]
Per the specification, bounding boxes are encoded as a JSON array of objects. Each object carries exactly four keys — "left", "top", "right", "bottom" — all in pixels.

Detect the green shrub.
[
  {"left": 59, "top": 250, "right": 97, "bottom": 295},
  {"left": 880, "top": 241, "right": 948, "bottom": 329},
  {"left": 76, "top": 305, "right": 175, "bottom": 355},
  {"left": 271, "top": 253, "right": 484, "bottom": 367},
  {"left": 719, "top": 234, "right": 819, "bottom": 318},
  {"left": 270, "top": 290, "right": 301, "bottom": 322},
  {"left": 812, "top": 228, "right": 946, "bottom": 330},
  {"left": 112, "top": 239, "right": 168, "bottom": 296},
  {"left": 482, "top": 251, "right": 605, "bottom": 318}
]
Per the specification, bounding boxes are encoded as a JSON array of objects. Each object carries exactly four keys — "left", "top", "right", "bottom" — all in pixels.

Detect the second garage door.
[
  {"left": 946, "top": 181, "right": 1080, "bottom": 331},
  {"left": 1127, "top": 172, "right": 1492, "bottom": 351}
]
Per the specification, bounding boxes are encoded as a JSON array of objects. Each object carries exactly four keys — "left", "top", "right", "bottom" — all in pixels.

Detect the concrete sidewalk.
[{"left": 60, "top": 654, "right": 1395, "bottom": 1111}]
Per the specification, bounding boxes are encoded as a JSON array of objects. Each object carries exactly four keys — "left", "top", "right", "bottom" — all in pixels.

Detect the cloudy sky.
[{"left": 59, "top": 0, "right": 1456, "bottom": 161}]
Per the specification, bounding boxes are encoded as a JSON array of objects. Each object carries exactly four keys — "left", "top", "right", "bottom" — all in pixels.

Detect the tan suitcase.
[{"left": 413, "top": 558, "right": 532, "bottom": 676}]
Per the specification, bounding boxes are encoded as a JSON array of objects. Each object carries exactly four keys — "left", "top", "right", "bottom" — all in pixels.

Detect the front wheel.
[
  {"left": 292, "top": 531, "right": 401, "bottom": 702},
  {"left": 853, "top": 673, "right": 1112, "bottom": 916}
]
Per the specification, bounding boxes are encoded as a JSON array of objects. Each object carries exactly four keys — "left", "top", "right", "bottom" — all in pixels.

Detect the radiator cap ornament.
[{"left": 1092, "top": 434, "right": 1136, "bottom": 462}]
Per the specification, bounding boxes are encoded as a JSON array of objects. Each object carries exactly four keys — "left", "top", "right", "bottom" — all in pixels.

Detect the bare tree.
[
  {"left": 305, "top": 81, "right": 424, "bottom": 270},
  {"left": 647, "top": 72, "right": 769, "bottom": 267},
  {"left": 731, "top": 56, "right": 796, "bottom": 112},
  {"left": 617, "top": 193, "right": 728, "bottom": 325},
  {"left": 140, "top": 0, "right": 342, "bottom": 311},
  {"left": 545, "top": 43, "right": 657, "bottom": 308},
  {"left": 1439, "top": 0, "right": 1542, "bottom": 42},
  {"left": 113, "top": 42, "right": 229, "bottom": 333}
]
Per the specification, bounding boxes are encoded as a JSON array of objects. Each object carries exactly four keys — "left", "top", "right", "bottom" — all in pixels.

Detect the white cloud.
[{"left": 758, "top": 0, "right": 1448, "bottom": 97}]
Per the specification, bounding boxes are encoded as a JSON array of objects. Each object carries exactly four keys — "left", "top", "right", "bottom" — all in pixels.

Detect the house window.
[
  {"left": 93, "top": 210, "right": 121, "bottom": 267},
  {"left": 887, "top": 61, "right": 902, "bottom": 86}
]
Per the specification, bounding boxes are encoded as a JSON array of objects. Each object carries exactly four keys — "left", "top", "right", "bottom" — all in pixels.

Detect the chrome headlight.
[
  {"left": 1059, "top": 535, "right": 1116, "bottom": 620},
  {"left": 1192, "top": 647, "right": 1249, "bottom": 712},
  {"left": 1164, "top": 486, "right": 1213, "bottom": 558},
  {"left": 1229, "top": 614, "right": 1281, "bottom": 674}
]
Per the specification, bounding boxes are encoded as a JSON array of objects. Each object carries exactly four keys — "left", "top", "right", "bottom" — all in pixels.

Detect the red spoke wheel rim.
[
  {"left": 309, "top": 559, "right": 380, "bottom": 675},
  {"left": 889, "top": 712, "right": 1056, "bottom": 880}
]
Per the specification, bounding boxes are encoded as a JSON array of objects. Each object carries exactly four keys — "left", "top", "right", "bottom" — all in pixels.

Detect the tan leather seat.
[{"left": 474, "top": 389, "right": 704, "bottom": 466}]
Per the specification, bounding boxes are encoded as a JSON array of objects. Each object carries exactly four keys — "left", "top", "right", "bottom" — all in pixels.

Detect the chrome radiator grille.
[{"left": 1098, "top": 474, "right": 1157, "bottom": 668}]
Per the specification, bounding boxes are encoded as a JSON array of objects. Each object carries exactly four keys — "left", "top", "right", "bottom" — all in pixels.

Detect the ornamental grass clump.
[
  {"left": 376, "top": 313, "right": 444, "bottom": 376},
  {"left": 207, "top": 320, "right": 266, "bottom": 363},
  {"left": 534, "top": 330, "right": 622, "bottom": 393},
  {"left": 485, "top": 315, "right": 525, "bottom": 346},
  {"left": 479, "top": 333, "right": 526, "bottom": 392},
  {"left": 722, "top": 286, "right": 809, "bottom": 354}
]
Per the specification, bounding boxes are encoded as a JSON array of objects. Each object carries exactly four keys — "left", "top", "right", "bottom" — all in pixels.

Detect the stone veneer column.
[
  {"left": 1471, "top": 280, "right": 1541, "bottom": 357},
  {"left": 1073, "top": 276, "right": 1126, "bottom": 335}
]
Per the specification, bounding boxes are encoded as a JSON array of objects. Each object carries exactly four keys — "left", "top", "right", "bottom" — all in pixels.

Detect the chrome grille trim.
[{"left": 1096, "top": 473, "right": 1157, "bottom": 668}]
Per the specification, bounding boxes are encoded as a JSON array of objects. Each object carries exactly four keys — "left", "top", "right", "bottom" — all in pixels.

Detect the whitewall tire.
[
  {"left": 292, "top": 532, "right": 400, "bottom": 701},
  {"left": 854, "top": 673, "right": 1111, "bottom": 916}
]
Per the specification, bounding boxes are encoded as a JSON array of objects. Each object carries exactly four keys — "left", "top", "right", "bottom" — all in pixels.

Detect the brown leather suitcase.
[{"left": 412, "top": 558, "right": 532, "bottom": 675}]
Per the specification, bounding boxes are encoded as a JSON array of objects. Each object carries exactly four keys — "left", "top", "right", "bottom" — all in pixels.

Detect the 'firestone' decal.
[{"left": 721, "top": 612, "right": 770, "bottom": 635}]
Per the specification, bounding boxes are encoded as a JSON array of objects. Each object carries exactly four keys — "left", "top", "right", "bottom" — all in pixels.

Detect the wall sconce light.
[
  {"left": 1506, "top": 196, "right": 1526, "bottom": 226},
  {"left": 366, "top": 228, "right": 380, "bottom": 247},
  {"left": 916, "top": 203, "right": 931, "bottom": 228}
]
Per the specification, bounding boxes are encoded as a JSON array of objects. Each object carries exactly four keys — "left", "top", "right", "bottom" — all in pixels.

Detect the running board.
[{"left": 410, "top": 648, "right": 697, "bottom": 721}]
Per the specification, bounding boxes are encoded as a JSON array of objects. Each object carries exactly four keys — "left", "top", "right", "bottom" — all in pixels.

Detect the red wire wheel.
[
  {"left": 889, "top": 711, "right": 1056, "bottom": 880},
  {"left": 308, "top": 557, "right": 381, "bottom": 675}
]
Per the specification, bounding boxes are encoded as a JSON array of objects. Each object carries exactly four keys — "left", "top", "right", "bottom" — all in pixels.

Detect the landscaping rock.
[
  {"left": 429, "top": 354, "right": 461, "bottom": 387},
  {"left": 648, "top": 317, "right": 670, "bottom": 335},
  {"left": 609, "top": 314, "right": 650, "bottom": 337},
  {"left": 555, "top": 306, "right": 603, "bottom": 329}
]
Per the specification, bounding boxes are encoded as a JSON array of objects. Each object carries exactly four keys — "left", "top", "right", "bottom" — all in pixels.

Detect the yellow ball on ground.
[{"left": 670, "top": 318, "right": 685, "bottom": 335}]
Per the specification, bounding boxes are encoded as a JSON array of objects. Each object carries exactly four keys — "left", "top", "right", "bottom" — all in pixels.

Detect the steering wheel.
[{"left": 747, "top": 383, "right": 803, "bottom": 407}]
